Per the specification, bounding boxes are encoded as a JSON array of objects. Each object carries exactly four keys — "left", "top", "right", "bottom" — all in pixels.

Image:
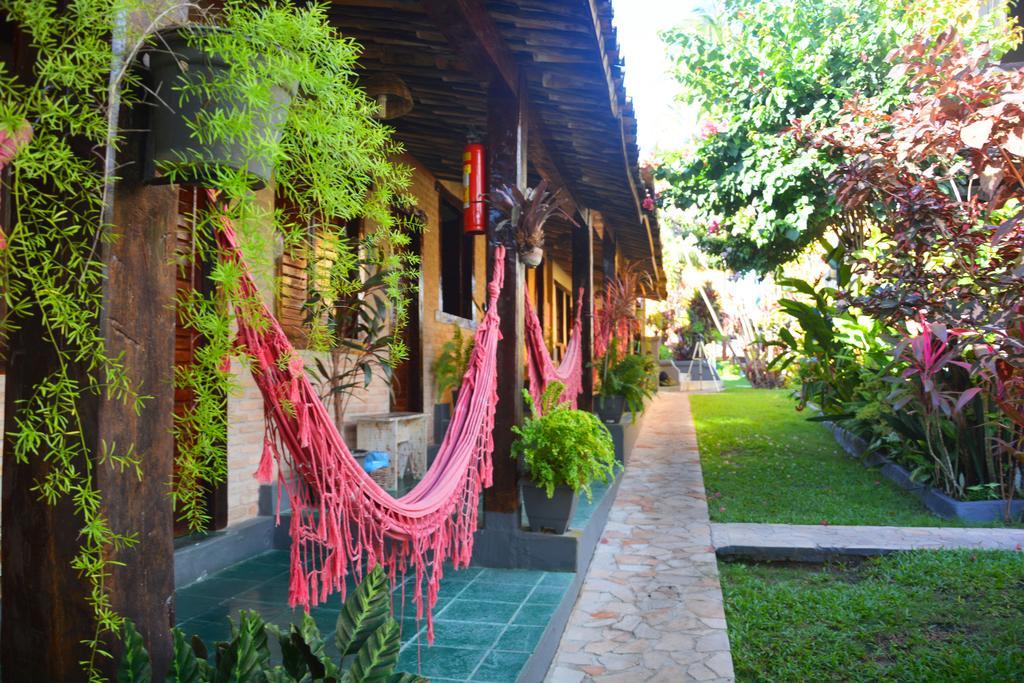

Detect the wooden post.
[
  {"left": 483, "top": 78, "right": 526, "bottom": 516},
  {"left": 573, "top": 212, "right": 594, "bottom": 411},
  {"left": 1, "top": 120, "right": 178, "bottom": 680},
  {"left": 603, "top": 230, "right": 616, "bottom": 283}
]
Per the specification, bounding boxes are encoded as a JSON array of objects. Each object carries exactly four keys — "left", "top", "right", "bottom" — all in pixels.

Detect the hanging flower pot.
[
  {"left": 140, "top": 26, "right": 294, "bottom": 188},
  {"left": 520, "top": 246, "right": 544, "bottom": 268}
]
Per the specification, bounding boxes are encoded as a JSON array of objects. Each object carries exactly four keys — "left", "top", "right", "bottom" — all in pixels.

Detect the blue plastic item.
[{"left": 362, "top": 450, "right": 390, "bottom": 474}]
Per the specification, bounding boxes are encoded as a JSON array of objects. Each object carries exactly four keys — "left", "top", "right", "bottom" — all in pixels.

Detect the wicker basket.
[{"left": 370, "top": 463, "right": 397, "bottom": 491}]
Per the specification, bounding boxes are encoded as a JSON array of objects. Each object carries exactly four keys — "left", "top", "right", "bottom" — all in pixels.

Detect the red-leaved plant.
[{"left": 799, "top": 32, "right": 1024, "bottom": 508}]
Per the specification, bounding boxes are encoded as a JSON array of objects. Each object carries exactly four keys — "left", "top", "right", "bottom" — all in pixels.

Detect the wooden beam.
[
  {"left": 572, "top": 209, "right": 594, "bottom": 411},
  {"left": 483, "top": 78, "right": 526, "bottom": 515},
  {"left": 420, "top": 0, "right": 519, "bottom": 91}
]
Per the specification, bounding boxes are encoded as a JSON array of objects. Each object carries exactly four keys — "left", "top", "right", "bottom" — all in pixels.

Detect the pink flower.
[
  {"left": 758, "top": 69, "right": 766, "bottom": 78},
  {"left": 642, "top": 195, "right": 655, "bottom": 212},
  {"left": 699, "top": 120, "right": 721, "bottom": 138},
  {"left": 708, "top": 219, "right": 720, "bottom": 235}
]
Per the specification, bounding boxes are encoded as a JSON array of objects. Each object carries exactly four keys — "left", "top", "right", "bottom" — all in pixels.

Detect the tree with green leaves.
[{"left": 656, "top": 0, "right": 1017, "bottom": 274}]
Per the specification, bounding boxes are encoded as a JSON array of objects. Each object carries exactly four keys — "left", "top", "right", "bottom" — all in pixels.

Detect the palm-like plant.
[
  {"left": 598, "top": 261, "right": 652, "bottom": 358},
  {"left": 489, "top": 179, "right": 576, "bottom": 267}
]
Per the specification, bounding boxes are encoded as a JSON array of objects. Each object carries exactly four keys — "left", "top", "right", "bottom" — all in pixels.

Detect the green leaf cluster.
[
  {"left": 595, "top": 340, "right": 657, "bottom": 420},
  {"left": 431, "top": 326, "right": 474, "bottom": 403},
  {"left": 656, "top": 0, "right": 1017, "bottom": 274},
  {"left": 512, "top": 382, "right": 618, "bottom": 501},
  {"left": 117, "top": 567, "right": 425, "bottom": 683}
]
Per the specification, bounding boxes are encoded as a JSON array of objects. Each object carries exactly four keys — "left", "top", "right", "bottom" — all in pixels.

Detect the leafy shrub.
[
  {"left": 656, "top": 0, "right": 1016, "bottom": 274},
  {"left": 596, "top": 340, "right": 658, "bottom": 419},
  {"left": 432, "top": 326, "right": 474, "bottom": 403},
  {"left": 512, "top": 383, "right": 617, "bottom": 501},
  {"left": 117, "top": 566, "right": 424, "bottom": 682}
]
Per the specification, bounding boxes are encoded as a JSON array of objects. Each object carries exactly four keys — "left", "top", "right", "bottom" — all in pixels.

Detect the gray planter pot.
[
  {"left": 141, "top": 26, "right": 294, "bottom": 188},
  {"left": 521, "top": 480, "right": 577, "bottom": 534},
  {"left": 593, "top": 395, "right": 625, "bottom": 424}
]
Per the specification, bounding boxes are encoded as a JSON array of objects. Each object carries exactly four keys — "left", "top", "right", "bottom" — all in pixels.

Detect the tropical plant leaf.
[
  {"left": 347, "top": 619, "right": 401, "bottom": 683},
  {"left": 336, "top": 566, "right": 391, "bottom": 656},
  {"left": 166, "top": 628, "right": 207, "bottom": 683},
  {"left": 117, "top": 620, "right": 152, "bottom": 683}
]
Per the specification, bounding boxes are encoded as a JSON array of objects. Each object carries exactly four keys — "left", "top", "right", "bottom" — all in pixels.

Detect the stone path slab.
[
  {"left": 546, "top": 393, "right": 734, "bottom": 683},
  {"left": 712, "top": 522, "right": 1024, "bottom": 562}
]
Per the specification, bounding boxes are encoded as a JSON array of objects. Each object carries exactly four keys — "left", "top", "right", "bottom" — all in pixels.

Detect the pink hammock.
[
  {"left": 210, "top": 192, "right": 505, "bottom": 640},
  {"left": 524, "top": 288, "right": 583, "bottom": 410}
]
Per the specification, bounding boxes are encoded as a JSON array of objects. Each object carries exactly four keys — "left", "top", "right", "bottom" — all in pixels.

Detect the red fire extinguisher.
[{"left": 462, "top": 142, "right": 486, "bottom": 235}]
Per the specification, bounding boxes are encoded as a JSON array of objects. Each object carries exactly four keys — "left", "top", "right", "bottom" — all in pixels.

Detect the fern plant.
[
  {"left": 432, "top": 326, "right": 474, "bottom": 404},
  {"left": 117, "top": 567, "right": 425, "bottom": 683},
  {"left": 595, "top": 339, "right": 657, "bottom": 420},
  {"left": 512, "top": 382, "right": 617, "bottom": 501}
]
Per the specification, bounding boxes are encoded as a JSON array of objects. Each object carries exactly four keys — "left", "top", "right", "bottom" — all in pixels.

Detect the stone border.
[
  {"left": 712, "top": 522, "right": 1024, "bottom": 563},
  {"left": 824, "top": 421, "right": 1023, "bottom": 522}
]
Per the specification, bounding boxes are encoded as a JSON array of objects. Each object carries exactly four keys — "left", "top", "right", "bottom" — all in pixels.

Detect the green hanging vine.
[{"left": 0, "top": 0, "right": 418, "bottom": 678}]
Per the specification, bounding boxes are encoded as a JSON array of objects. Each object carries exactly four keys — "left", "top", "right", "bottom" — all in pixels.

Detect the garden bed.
[
  {"left": 719, "top": 550, "right": 1024, "bottom": 682},
  {"left": 825, "top": 421, "right": 1024, "bottom": 523},
  {"left": 690, "top": 388, "right": 1009, "bottom": 527}
]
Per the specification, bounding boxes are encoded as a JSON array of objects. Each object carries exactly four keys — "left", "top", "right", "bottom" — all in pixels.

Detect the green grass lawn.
[
  {"left": 715, "top": 361, "right": 751, "bottom": 390},
  {"left": 720, "top": 550, "right": 1024, "bottom": 682},
  {"left": 690, "top": 388, "right": 1002, "bottom": 527}
]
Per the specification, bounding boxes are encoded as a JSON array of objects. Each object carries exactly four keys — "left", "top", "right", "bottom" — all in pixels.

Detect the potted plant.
[
  {"left": 141, "top": 25, "right": 295, "bottom": 187},
  {"left": 594, "top": 339, "right": 657, "bottom": 424},
  {"left": 512, "top": 382, "right": 617, "bottom": 533},
  {"left": 489, "top": 179, "right": 576, "bottom": 267},
  {"left": 431, "top": 326, "right": 474, "bottom": 437},
  {"left": 434, "top": 325, "right": 474, "bottom": 407}
]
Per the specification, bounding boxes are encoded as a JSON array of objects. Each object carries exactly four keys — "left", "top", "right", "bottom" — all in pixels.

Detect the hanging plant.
[
  {"left": 140, "top": 25, "right": 295, "bottom": 187},
  {"left": 0, "top": 0, "right": 418, "bottom": 676},
  {"left": 489, "top": 179, "right": 576, "bottom": 267}
]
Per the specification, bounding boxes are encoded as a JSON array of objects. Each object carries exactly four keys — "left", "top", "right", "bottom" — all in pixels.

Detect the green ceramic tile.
[
  {"left": 217, "top": 560, "right": 289, "bottom": 582},
  {"left": 174, "top": 590, "right": 222, "bottom": 623},
  {"left": 476, "top": 569, "right": 543, "bottom": 586},
  {"left": 192, "top": 597, "right": 288, "bottom": 627},
  {"left": 436, "top": 599, "right": 519, "bottom": 624},
  {"left": 495, "top": 625, "right": 545, "bottom": 652},
  {"left": 422, "top": 619, "right": 502, "bottom": 650},
  {"left": 538, "top": 572, "right": 574, "bottom": 588},
  {"left": 441, "top": 565, "right": 484, "bottom": 581},
  {"left": 248, "top": 549, "right": 290, "bottom": 565},
  {"left": 399, "top": 618, "right": 424, "bottom": 643},
  {"left": 398, "top": 645, "right": 485, "bottom": 680},
  {"left": 526, "top": 585, "right": 566, "bottom": 606},
  {"left": 183, "top": 576, "right": 265, "bottom": 601},
  {"left": 511, "top": 603, "right": 556, "bottom": 626},
  {"left": 458, "top": 581, "right": 535, "bottom": 604},
  {"left": 471, "top": 650, "right": 531, "bottom": 683}
]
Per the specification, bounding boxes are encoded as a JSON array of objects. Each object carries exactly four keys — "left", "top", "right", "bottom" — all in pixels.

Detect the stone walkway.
[
  {"left": 546, "top": 393, "right": 734, "bottom": 683},
  {"left": 712, "top": 522, "right": 1024, "bottom": 561}
]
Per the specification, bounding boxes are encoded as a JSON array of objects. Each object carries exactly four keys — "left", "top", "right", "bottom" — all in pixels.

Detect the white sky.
[{"left": 611, "top": 0, "right": 710, "bottom": 158}]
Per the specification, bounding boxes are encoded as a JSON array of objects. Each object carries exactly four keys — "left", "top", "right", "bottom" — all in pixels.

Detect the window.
[{"left": 439, "top": 196, "right": 474, "bottom": 320}]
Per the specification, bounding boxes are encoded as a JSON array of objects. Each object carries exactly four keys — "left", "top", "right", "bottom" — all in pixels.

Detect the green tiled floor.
[{"left": 175, "top": 551, "right": 572, "bottom": 682}]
